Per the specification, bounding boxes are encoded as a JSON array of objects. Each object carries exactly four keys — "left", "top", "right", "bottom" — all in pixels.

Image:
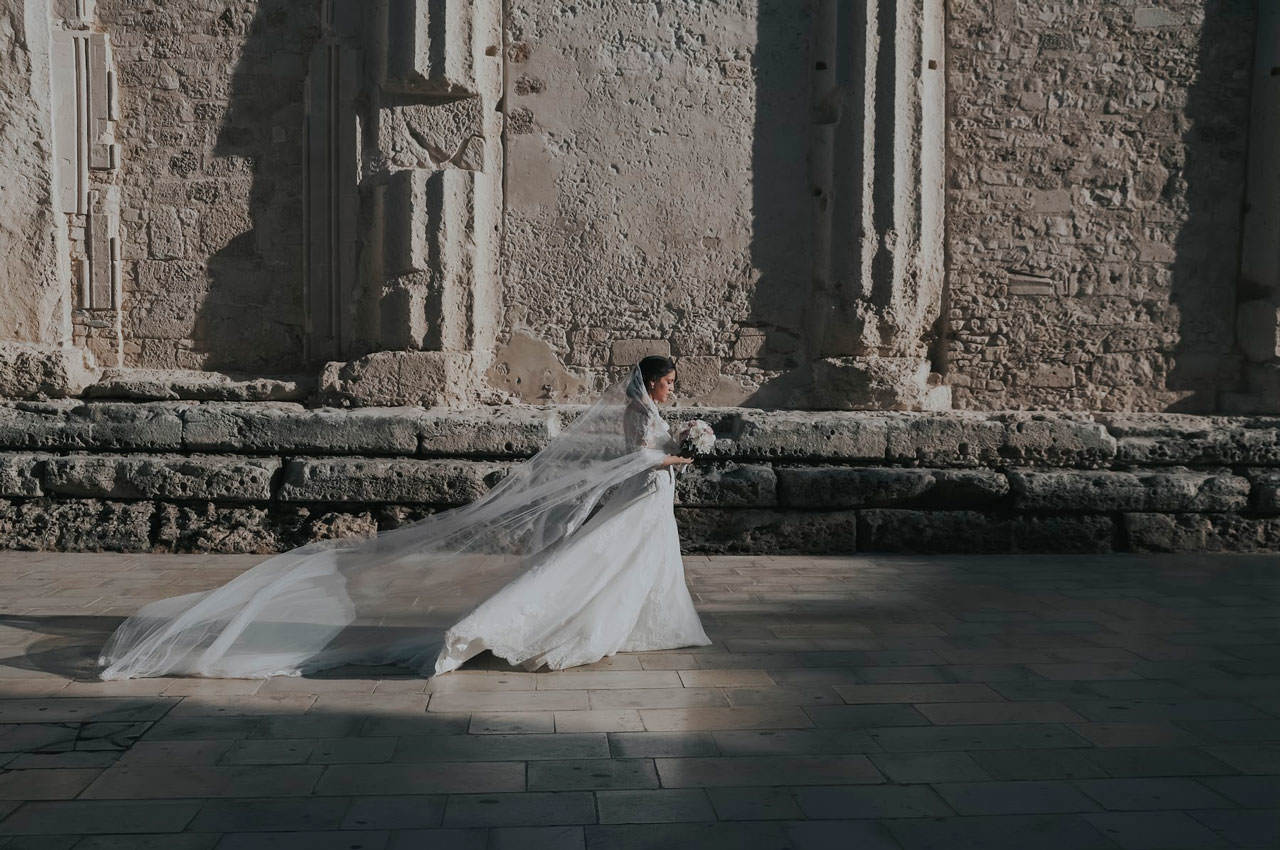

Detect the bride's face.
[{"left": 647, "top": 371, "right": 676, "bottom": 403}]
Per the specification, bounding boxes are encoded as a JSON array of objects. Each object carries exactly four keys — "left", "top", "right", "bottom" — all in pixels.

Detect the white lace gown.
[{"left": 434, "top": 414, "right": 711, "bottom": 673}]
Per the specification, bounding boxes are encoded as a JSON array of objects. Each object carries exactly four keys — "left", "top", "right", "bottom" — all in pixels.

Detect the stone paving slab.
[{"left": 0, "top": 551, "right": 1277, "bottom": 848}]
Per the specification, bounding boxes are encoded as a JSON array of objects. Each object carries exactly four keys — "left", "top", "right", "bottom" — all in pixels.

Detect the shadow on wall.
[
  {"left": 738, "top": 0, "right": 814, "bottom": 408},
  {"left": 192, "top": 1, "right": 321, "bottom": 374},
  {"left": 1165, "top": 0, "right": 1254, "bottom": 411}
]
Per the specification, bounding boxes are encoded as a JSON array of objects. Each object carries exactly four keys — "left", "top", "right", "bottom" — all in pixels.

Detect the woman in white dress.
[
  {"left": 435, "top": 356, "right": 710, "bottom": 673},
  {"left": 98, "top": 356, "right": 711, "bottom": 679}
]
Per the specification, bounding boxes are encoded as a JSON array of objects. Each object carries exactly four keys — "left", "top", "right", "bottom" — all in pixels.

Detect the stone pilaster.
[
  {"left": 805, "top": 0, "right": 948, "bottom": 410},
  {"left": 1227, "top": 0, "right": 1280, "bottom": 413},
  {"left": 51, "top": 0, "right": 122, "bottom": 368},
  {"left": 308, "top": 0, "right": 503, "bottom": 407}
]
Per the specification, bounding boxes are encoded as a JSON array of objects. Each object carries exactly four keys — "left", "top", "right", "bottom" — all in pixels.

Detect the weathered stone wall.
[
  {"left": 495, "top": 0, "right": 809, "bottom": 405},
  {"left": 96, "top": 0, "right": 315, "bottom": 373},
  {"left": 2, "top": 0, "right": 1257, "bottom": 413},
  {"left": 1, "top": 402, "right": 1276, "bottom": 554},
  {"left": 945, "top": 0, "right": 1254, "bottom": 412},
  {"left": 0, "top": 0, "right": 68, "bottom": 345}
]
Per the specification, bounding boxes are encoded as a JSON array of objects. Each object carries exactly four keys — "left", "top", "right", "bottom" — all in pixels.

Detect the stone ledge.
[{"left": 4, "top": 403, "right": 1276, "bottom": 468}]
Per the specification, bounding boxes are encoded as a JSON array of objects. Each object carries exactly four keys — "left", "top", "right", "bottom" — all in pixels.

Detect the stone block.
[
  {"left": 686, "top": 410, "right": 889, "bottom": 462},
  {"left": 0, "top": 453, "right": 46, "bottom": 497},
  {"left": 181, "top": 404, "right": 420, "bottom": 455},
  {"left": 153, "top": 502, "right": 280, "bottom": 554},
  {"left": 0, "top": 402, "right": 185, "bottom": 451},
  {"left": 1009, "top": 469, "right": 1250, "bottom": 513},
  {"left": 675, "top": 464, "right": 776, "bottom": 508},
  {"left": 777, "top": 467, "right": 1008, "bottom": 509},
  {"left": 418, "top": 407, "right": 558, "bottom": 457},
  {"left": 611, "top": 339, "right": 671, "bottom": 367},
  {"left": 1103, "top": 415, "right": 1280, "bottom": 466},
  {"left": 320, "top": 351, "right": 477, "bottom": 408},
  {"left": 884, "top": 414, "right": 1006, "bottom": 466},
  {"left": 675, "top": 508, "right": 856, "bottom": 554},
  {"left": 152, "top": 503, "right": 379, "bottom": 554},
  {"left": 84, "top": 369, "right": 309, "bottom": 402},
  {"left": 857, "top": 510, "right": 1114, "bottom": 554},
  {"left": 1125, "top": 513, "right": 1280, "bottom": 553},
  {"left": 0, "top": 499, "right": 153, "bottom": 551},
  {"left": 43, "top": 454, "right": 279, "bottom": 501},
  {"left": 809, "top": 357, "right": 936, "bottom": 411},
  {"left": 997, "top": 415, "right": 1116, "bottom": 468},
  {"left": 380, "top": 97, "right": 486, "bottom": 170},
  {"left": 382, "top": 0, "right": 483, "bottom": 96},
  {"left": 278, "top": 457, "right": 505, "bottom": 504},
  {"left": 672, "top": 357, "right": 722, "bottom": 399},
  {"left": 0, "top": 343, "right": 99, "bottom": 400},
  {"left": 1247, "top": 471, "right": 1280, "bottom": 514},
  {"left": 147, "top": 207, "right": 184, "bottom": 259}
]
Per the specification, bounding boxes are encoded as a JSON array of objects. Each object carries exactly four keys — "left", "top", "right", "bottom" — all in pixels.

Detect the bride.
[{"left": 98, "top": 355, "right": 711, "bottom": 679}]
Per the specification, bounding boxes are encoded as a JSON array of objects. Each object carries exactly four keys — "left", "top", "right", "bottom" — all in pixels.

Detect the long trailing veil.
[{"left": 99, "top": 365, "right": 670, "bottom": 679}]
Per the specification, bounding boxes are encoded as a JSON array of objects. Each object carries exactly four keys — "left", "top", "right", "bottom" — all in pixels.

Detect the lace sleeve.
[{"left": 624, "top": 401, "right": 652, "bottom": 450}]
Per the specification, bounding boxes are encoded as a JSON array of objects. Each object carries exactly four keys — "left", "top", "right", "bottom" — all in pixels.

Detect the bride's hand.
[{"left": 660, "top": 455, "right": 694, "bottom": 468}]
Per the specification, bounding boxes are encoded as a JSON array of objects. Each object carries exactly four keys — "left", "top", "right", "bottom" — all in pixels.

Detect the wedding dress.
[
  {"left": 98, "top": 365, "right": 709, "bottom": 679},
  {"left": 435, "top": 408, "right": 710, "bottom": 673}
]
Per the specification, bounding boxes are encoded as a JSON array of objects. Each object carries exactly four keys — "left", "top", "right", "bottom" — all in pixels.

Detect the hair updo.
[
  {"left": 628, "top": 355, "right": 676, "bottom": 402},
  {"left": 638, "top": 355, "right": 676, "bottom": 387}
]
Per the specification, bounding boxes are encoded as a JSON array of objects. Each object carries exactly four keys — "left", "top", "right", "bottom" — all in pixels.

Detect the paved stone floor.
[{"left": 0, "top": 551, "right": 1277, "bottom": 849}]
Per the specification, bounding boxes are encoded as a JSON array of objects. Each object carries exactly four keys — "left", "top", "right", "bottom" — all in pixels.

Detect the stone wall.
[
  {"left": 496, "top": 0, "right": 808, "bottom": 404},
  {"left": 1, "top": 401, "right": 1276, "bottom": 554},
  {"left": 0, "top": 0, "right": 67, "bottom": 346},
  {"left": 2, "top": 0, "right": 1260, "bottom": 413},
  {"left": 97, "top": 0, "right": 315, "bottom": 373},
  {"left": 945, "top": 0, "right": 1255, "bottom": 412}
]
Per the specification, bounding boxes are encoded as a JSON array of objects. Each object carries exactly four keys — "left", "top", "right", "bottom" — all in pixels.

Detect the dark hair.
[
  {"left": 637, "top": 355, "right": 676, "bottom": 388},
  {"left": 627, "top": 355, "right": 676, "bottom": 403}
]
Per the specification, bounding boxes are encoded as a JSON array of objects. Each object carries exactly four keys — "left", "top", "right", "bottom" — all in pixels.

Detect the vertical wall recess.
[
  {"left": 806, "top": 0, "right": 948, "bottom": 410},
  {"left": 1230, "top": 1, "right": 1280, "bottom": 413},
  {"left": 51, "top": 0, "right": 122, "bottom": 366},
  {"left": 304, "top": 14, "right": 360, "bottom": 362}
]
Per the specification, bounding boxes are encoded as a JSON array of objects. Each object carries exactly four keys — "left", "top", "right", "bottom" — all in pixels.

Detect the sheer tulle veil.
[{"left": 99, "top": 365, "right": 669, "bottom": 679}]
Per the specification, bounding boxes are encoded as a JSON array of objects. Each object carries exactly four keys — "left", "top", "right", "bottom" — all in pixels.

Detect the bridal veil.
[{"left": 99, "top": 366, "right": 669, "bottom": 679}]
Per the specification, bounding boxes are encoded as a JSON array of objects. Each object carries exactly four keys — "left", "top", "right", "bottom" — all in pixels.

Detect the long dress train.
[{"left": 97, "top": 365, "right": 710, "bottom": 680}]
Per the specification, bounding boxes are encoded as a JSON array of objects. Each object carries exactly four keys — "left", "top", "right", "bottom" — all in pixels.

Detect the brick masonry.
[{"left": 0, "top": 402, "right": 1276, "bottom": 554}]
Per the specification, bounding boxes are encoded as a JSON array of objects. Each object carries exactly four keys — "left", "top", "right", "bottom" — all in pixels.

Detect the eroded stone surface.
[
  {"left": 84, "top": 369, "right": 309, "bottom": 402},
  {"left": 180, "top": 404, "right": 420, "bottom": 455},
  {"left": 858, "top": 510, "right": 1114, "bottom": 554},
  {"left": 675, "top": 464, "right": 777, "bottom": 508},
  {"left": 1009, "top": 469, "right": 1250, "bottom": 513},
  {"left": 42, "top": 454, "right": 279, "bottom": 501},
  {"left": 777, "top": 468, "right": 1009, "bottom": 510},
  {"left": 278, "top": 458, "right": 507, "bottom": 505}
]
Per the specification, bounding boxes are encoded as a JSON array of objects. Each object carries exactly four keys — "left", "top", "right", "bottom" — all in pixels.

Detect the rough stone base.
[
  {"left": 0, "top": 343, "right": 98, "bottom": 400},
  {"left": 0, "top": 404, "right": 1277, "bottom": 554},
  {"left": 320, "top": 351, "right": 482, "bottom": 407}
]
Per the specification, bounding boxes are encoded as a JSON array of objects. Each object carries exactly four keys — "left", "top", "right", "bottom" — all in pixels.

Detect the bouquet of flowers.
[{"left": 673, "top": 419, "right": 716, "bottom": 461}]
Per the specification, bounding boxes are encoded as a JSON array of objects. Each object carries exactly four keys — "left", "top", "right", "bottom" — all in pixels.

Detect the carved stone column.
[
  {"left": 52, "top": 0, "right": 122, "bottom": 368},
  {"left": 805, "top": 0, "right": 948, "bottom": 410},
  {"left": 1228, "top": 0, "right": 1280, "bottom": 413},
  {"left": 310, "top": 0, "right": 503, "bottom": 407}
]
